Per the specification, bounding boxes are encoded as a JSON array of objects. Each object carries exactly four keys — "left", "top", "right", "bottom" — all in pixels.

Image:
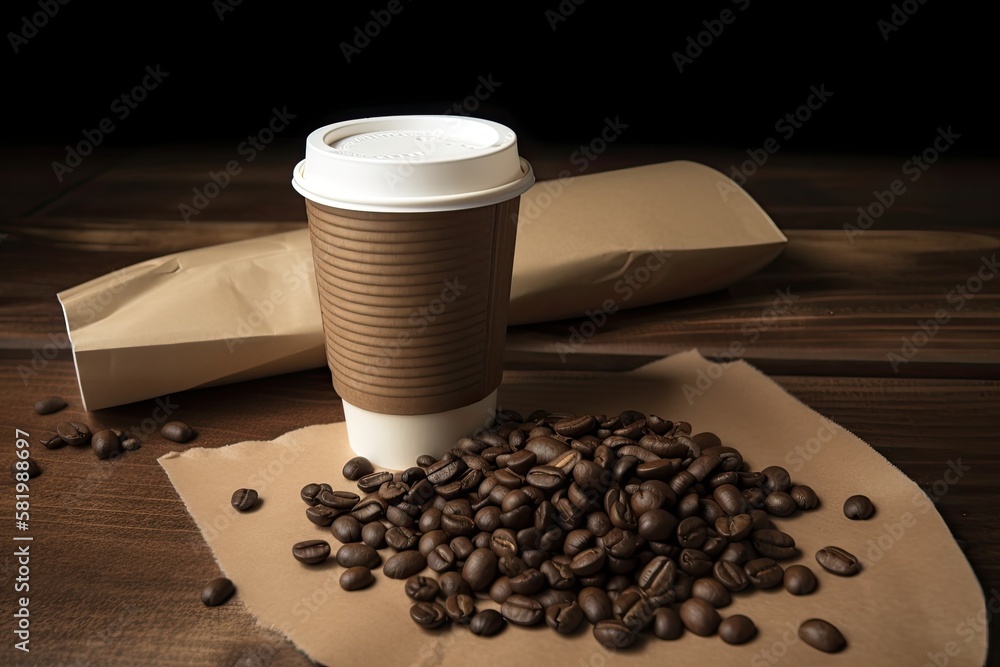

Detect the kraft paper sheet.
[
  {"left": 60, "top": 161, "right": 786, "bottom": 410},
  {"left": 159, "top": 351, "right": 986, "bottom": 667}
]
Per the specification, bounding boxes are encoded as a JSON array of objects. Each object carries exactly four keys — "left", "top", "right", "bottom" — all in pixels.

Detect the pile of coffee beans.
[{"left": 296, "top": 409, "right": 869, "bottom": 652}]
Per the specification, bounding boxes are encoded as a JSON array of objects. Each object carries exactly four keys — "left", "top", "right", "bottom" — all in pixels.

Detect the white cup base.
[{"left": 342, "top": 390, "right": 499, "bottom": 470}]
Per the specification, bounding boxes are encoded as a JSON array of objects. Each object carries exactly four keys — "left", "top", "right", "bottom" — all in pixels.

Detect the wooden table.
[{"left": 1, "top": 143, "right": 997, "bottom": 665}]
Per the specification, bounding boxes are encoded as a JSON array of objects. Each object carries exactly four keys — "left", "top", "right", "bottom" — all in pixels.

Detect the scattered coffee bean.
[
  {"left": 439, "top": 571, "right": 473, "bottom": 598},
  {"left": 330, "top": 515, "right": 362, "bottom": 543},
  {"left": 362, "top": 521, "right": 387, "bottom": 549},
  {"left": 292, "top": 540, "right": 331, "bottom": 565},
  {"left": 34, "top": 396, "right": 67, "bottom": 415},
  {"left": 745, "top": 558, "right": 784, "bottom": 589},
  {"left": 444, "top": 594, "right": 476, "bottom": 624},
  {"left": 57, "top": 421, "right": 91, "bottom": 447},
  {"left": 336, "top": 543, "right": 381, "bottom": 569},
  {"left": 679, "top": 598, "right": 721, "bottom": 636},
  {"left": 719, "top": 614, "right": 757, "bottom": 644},
  {"left": 201, "top": 577, "right": 235, "bottom": 606},
  {"left": 11, "top": 457, "right": 41, "bottom": 480},
  {"left": 405, "top": 576, "right": 439, "bottom": 601},
  {"left": 121, "top": 437, "right": 141, "bottom": 451},
  {"left": 500, "top": 594, "right": 544, "bottom": 626},
  {"left": 783, "top": 564, "right": 818, "bottom": 595},
  {"left": 340, "top": 566, "right": 374, "bottom": 591},
  {"left": 386, "top": 526, "right": 420, "bottom": 551},
  {"left": 300, "top": 483, "right": 323, "bottom": 504},
  {"left": 410, "top": 601, "right": 449, "bottom": 628},
  {"left": 40, "top": 434, "right": 66, "bottom": 450},
  {"left": 160, "top": 421, "right": 196, "bottom": 443},
  {"left": 90, "top": 429, "right": 122, "bottom": 460},
  {"left": 383, "top": 551, "right": 427, "bottom": 579},
  {"left": 692, "top": 577, "right": 731, "bottom": 608},
  {"left": 593, "top": 619, "right": 637, "bottom": 649},
  {"left": 799, "top": 618, "right": 847, "bottom": 653},
  {"left": 816, "top": 546, "right": 860, "bottom": 576},
  {"left": 843, "top": 494, "right": 875, "bottom": 520},
  {"left": 470, "top": 609, "right": 506, "bottom": 636},
  {"left": 357, "top": 471, "right": 393, "bottom": 494},
  {"left": 231, "top": 488, "right": 259, "bottom": 512},
  {"left": 342, "top": 456, "right": 374, "bottom": 481},
  {"left": 653, "top": 607, "right": 684, "bottom": 640},
  {"left": 305, "top": 505, "right": 339, "bottom": 527},
  {"left": 790, "top": 484, "right": 819, "bottom": 510},
  {"left": 546, "top": 601, "right": 584, "bottom": 634}
]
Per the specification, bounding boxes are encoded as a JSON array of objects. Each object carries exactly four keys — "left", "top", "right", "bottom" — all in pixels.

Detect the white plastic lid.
[{"left": 292, "top": 115, "right": 534, "bottom": 212}]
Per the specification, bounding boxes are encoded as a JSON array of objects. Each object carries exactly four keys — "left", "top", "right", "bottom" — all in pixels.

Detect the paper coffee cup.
[{"left": 292, "top": 116, "right": 534, "bottom": 469}]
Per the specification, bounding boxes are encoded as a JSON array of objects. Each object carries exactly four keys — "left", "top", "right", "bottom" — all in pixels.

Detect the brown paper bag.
[
  {"left": 60, "top": 161, "right": 786, "bottom": 410},
  {"left": 158, "top": 351, "right": 986, "bottom": 667}
]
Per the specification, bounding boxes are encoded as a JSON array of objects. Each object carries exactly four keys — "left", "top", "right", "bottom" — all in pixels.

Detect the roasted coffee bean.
[
  {"left": 554, "top": 415, "right": 597, "bottom": 437},
  {"left": 410, "top": 601, "right": 449, "bottom": 628},
  {"left": 351, "top": 496, "right": 386, "bottom": 523},
  {"left": 34, "top": 396, "right": 67, "bottom": 415},
  {"left": 508, "top": 568, "right": 545, "bottom": 595},
  {"left": 426, "top": 458, "right": 467, "bottom": 486},
  {"left": 699, "top": 498, "right": 726, "bottom": 524},
  {"left": 201, "top": 577, "right": 235, "bottom": 606},
  {"left": 745, "top": 558, "right": 784, "bottom": 588},
  {"left": 816, "top": 546, "right": 860, "bottom": 576},
  {"left": 305, "top": 505, "right": 339, "bottom": 527},
  {"left": 450, "top": 536, "right": 474, "bottom": 560},
  {"left": 384, "top": 551, "right": 427, "bottom": 579},
  {"left": 764, "top": 491, "right": 797, "bottom": 517},
  {"left": 761, "top": 465, "right": 791, "bottom": 494},
  {"left": 501, "top": 594, "right": 544, "bottom": 626},
  {"left": 386, "top": 505, "right": 416, "bottom": 528},
  {"left": 614, "top": 587, "right": 656, "bottom": 632},
  {"left": 489, "top": 576, "right": 513, "bottom": 603},
  {"left": 743, "top": 487, "right": 766, "bottom": 509},
  {"left": 405, "top": 575, "right": 439, "bottom": 601},
  {"left": 362, "top": 521, "right": 387, "bottom": 549},
  {"left": 385, "top": 526, "right": 420, "bottom": 552},
  {"left": 161, "top": 421, "right": 196, "bottom": 443},
  {"left": 416, "top": 454, "right": 436, "bottom": 467},
  {"left": 720, "top": 541, "right": 755, "bottom": 565},
  {"left": 790, "top": 484, "right": 819, "bottom": 510},
  {"left": 316, "top": 489, "right": 359, "bottom": 510},
  {"left": 679, "top": 598, "right": 721, "bottom": 636},
  {"left": 492, "top": 468, "right": 524, "bottom": 489},
  {"left": 231, "top": 488, "right": 259, "bottom": 512},
  {"left": 40, "top": 434, "right": 66, "bottom": 450},
  {"left": 653, "top": 607, "right": 684, "bottom": 640},
  {"left": 578, "top": 586, "right": 614, "bottom": 624},
  {"left": 593, "top": 619, "right": 637, "bottom": 649},
  {"left": 433, "top": 572, "right": 469, "bottom": 599},
  {"left": 602, "top": 527, "right": 639, "bottom": 559},
  {"left": 712, "top": 484, "right": 748, "bottom": 515},
  {"left": 292, "top": 539, "right": 330, "bottom": 565},
  {"left": 676, "top": 516, "right": 708, "bottom": 549},
  {"left": 570, "top": 545, "right": 607, "bottom": 576},
  {"left": 340, "top": 566, "right": 374, "bottom": 591},
  {"left": 357, "top": 471, "right": 393, "bottom": 494},
  {"left": 540, "top": 558, "right": 576, "bottom": 590},
  {"left": 843, "top": 494, "right": 875, "bottom": 520},
  {"left": 692, "top": 577, "right": 731, "bottom": 608},
  {"left": 534, "top": 589, "right": 578, "bottom": 610},
  {"left": 462, "top": 548, "right": 498, "bottom": 591},
  {"left": 505, "top": 450, "right": 538, "bottom": 476},
  {"left": 525, "top": 436, "right": 570, "bottom": 464},
  {"left": 12, "top": 457, "right": 41, "bottom": 480},
  {"left": 799, "top": 618, "right": 847, "bottom": 653},
  {"left": 752, "top": 529, "right": 797, "bottom": 560},
  {"left": 121, "top": 437, "right": 141, "bottom": 451},
  {"left": 712, "top": 560, "right": 750, "bottom": 592},
  {"left": 637, "top": 555, "right": 675, "bottom": 596},
  {"left": 470, "top": 609, "right": 506, "bottom": 636},
  {"left": 546, "top": 601, "right": 584, "bottom": 634},
  {"left": 444, "top": 594, "right": 476, "bottom": 624},
  {"left": 342, "top": 456, "right": 374, "bottom": 481},
  {"left": 719, "top": 614, "right": 757, "bottom": 644},
  {"left": 419, "top": 530, "right": 449, "bottom": 557},
  {"left": 679, "top": 549, "right": 713, "bottom": 577},
  {"left": 783, "top": 564, "right": 818, "bottom": 595},
  {"left": 90, "top": 429, "right": 122, "bottom": 460},
  {"left": 714, "top": 514, "right": 752, "bottom": 541},
  {"left": 57, "top": 421, "right": 91, "bottom": 447},
  {"left": 526, "top": 465, "right": 566, "bottom": 491},
  {"left": 427, "top": 544, "right": 456, "bottom": 572},
  {"left": 637, "top": 509, "right": 677, "bottom": 542},
  {"left": 419, "top": 508, "right": 443, "bottom": 533},
  {"left": 400, "top": 466, "right": 426, "bottom": 485},
  {"left": 489, "top": 528, "right": 518, "bottom": 559},
  {"left": 337, "top": 543, "right": 381, "bottom": 569},
  {"left": 331, "top": 515, "right": 362, "bottom": 543},
  {"left": 300, "top": 483, "right": 323, "bottom": 504}
]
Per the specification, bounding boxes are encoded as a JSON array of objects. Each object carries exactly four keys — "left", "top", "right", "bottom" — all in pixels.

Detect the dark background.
[{"left": 2, "top": 1, "right": 993, "bottom": 155}]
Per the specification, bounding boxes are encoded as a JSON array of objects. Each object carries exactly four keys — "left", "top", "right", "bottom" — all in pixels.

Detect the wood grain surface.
[{"left": 0, "top": 142, "right": 997, "bottom": 665}]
